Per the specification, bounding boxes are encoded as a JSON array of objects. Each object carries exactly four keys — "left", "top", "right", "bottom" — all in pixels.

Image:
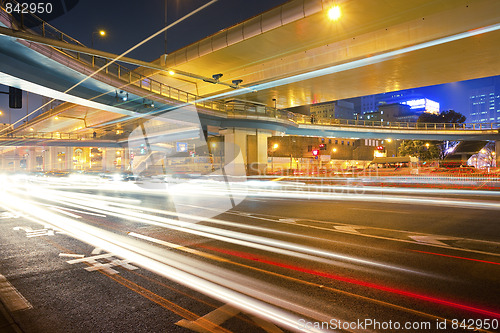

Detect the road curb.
[{"left": 0, "top": 298, "right": 24, "bottom": 333}]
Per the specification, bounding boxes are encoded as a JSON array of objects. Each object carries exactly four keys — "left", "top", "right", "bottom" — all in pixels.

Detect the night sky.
[
  {"left": 0, "top": 0, "right": 498, "bottom": 123},
  {"left": 48, "top": 0, "right": 288, "bottom": 61}
]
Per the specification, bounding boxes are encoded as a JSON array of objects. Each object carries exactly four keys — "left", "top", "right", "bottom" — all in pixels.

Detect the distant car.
[
  {"left": 100, "top": 172, "right": 140, "bottom": 182},
  {"left": 44, "top": 171, "right": 69, "bottom": 177}
]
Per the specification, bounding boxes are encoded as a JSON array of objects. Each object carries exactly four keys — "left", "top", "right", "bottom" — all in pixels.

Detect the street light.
[
  {"left": 327, "top": 5, "right": 341, "bottom": 21},
  {"left": 270, "top": 143, "right": 279, "bottom": 174},
  {"left": 91, "top": 29, "right": 106, "bottom": 48}
]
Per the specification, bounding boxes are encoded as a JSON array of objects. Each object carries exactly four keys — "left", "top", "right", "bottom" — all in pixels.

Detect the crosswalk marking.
[
  {"left": 13, "top": 226, "right": 63, "bottom": 238},
  {"left": 65, "top": 248, "right": 138, "bottom": 275}
]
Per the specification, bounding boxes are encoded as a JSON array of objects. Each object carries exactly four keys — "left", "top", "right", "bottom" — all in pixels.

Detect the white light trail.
[{"left": 0, "top": 188, "right": 330, "bottom": 333}]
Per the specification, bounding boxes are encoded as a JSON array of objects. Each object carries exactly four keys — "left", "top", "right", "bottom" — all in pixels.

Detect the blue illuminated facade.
[{"left": 467, "top": 77, "right": 500, "bottom": 123}]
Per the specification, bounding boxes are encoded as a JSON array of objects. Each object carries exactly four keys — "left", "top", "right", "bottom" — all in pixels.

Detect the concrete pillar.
[
  {"left": 65, "top": 147, "right": 73, "bottom": 171},
  {"left": 102, "top": 148, "right": 117, "bottom": 172},
  {"left": 122, "top": 148, "right": 130, "bottom": 171},
  {"left": 460, "top": 153, "right": 470, "bottom": 166},
  {"left": 46, "top": 147, "right": 58, "bottom": 171},
  {"left": 27, "top": 147, "right": 37, "bottom": 172},
  {"left": 221, "top": 128, "right": 247, "bottom": 175},
  {"left": 253, "top": 130, "right": 272, "bottom": 175},
  {"left": 220, "top": 128, "right": 272, "bottom": 175},
  {"left": 495, "top": 141, "right": 500, "bottom": 167}
]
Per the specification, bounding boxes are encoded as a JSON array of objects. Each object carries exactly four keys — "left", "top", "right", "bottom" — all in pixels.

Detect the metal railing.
[
  {"left": 1, "top": 2, "right": 499, "bottom": 133},
  {"left": 294, "top": 117, "right": 500, "bottom": 130},
  {"left": 0, "top": 132, "right": 97, "bottom": 140}
]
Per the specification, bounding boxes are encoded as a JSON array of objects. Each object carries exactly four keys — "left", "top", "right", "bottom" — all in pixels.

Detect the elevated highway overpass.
[
  {"left": 1, "top": 0, "right": 500, "bottom": 172},
  {"left": 2, "top": 0, "right": 500, "bottom": 128}
]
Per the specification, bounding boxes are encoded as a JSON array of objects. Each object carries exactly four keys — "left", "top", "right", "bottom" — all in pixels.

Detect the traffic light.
[
  {"left": 9, "top": 87, "right": 22, "bottom": 109},
  {"left": 312, "top": 149, "right": 319, "bottom": 156},
  {"left": 376, "top": 146, "right": 385, "bottom": 151},
  {"left": 319, "top": 143, "right": 327, "bottom": 150}
]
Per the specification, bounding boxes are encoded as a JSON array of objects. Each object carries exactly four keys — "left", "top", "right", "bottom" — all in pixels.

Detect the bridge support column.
[
  {"left": 496, "top": 141, "right": 500, "bottom": 167},
  {"left": 220, "top": 128, "right": 272, "bottom": 175},
  {"left": 102, "top": 148, "right": 117, "bottom": 172},
  {"left": 27, "top": 147, "right": 37, "bottom": 172},
  {"left": 45, "top": 147, "right": 58, "bottom": 171},
  {"left": 65, "top": 147, "right": 73, "bottom": 171},
  {"left": 122, "top": 148, "right": 130, "bottom": 171}
]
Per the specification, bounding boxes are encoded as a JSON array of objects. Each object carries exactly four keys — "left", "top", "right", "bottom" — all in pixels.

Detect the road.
[{"left": 0, "top": 175, "right": 499, "bottom": 332}]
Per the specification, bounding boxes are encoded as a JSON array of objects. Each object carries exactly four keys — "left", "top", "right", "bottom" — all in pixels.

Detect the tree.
[
  {"left": 417, "top": 109, "right": 466, "bottom": 123},
  {"left": 440, "top": 110, "right": 466, "bottom": 123},
  {"left": 417, "top": 112, "right": 440, "bottom": 123},
  {"left": 412, "top": 110, "right": 467, "bottom": 160},
  {"left": 398, "top": 140, "right": 440, "bottom": 161}
]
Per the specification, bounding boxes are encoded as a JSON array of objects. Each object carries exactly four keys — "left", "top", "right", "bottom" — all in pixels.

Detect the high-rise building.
[
  {"left": 467, "top": 77, "right": 500, "bottom": 123},
  {"left": 358, "top": 90, "right": 440, "bottom": 120},
  {"left": 309, "top": 100, "right": 355, "bottom": 120}
]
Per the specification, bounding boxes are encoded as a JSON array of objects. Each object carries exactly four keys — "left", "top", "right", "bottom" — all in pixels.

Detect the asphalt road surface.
[{"left": 0, "top": 175, "right": 499, "bottom": 333}]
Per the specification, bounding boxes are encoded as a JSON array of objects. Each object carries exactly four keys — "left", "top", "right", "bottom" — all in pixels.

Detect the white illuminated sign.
[
  {"left": 402, "top": 98, "right": 425, "bottom": 109},
  {"left": 425, "top": 99, "right": 440, "bottom": 114},
  {"left": 401, "top": 98, "right": 439, "bottom": 114}
]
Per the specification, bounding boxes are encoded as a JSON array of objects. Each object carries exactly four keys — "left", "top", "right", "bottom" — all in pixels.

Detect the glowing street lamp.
[
  {"left": 327, "top": 5, "right": 341, "bottom": 21},
  {"left": 91, "top": 29, "right": 106, "bottom": 48}
]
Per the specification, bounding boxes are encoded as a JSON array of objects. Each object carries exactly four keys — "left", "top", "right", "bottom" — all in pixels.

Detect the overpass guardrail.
[
  {"left": 1, "top": 3, "right": 499, "bottom": 133},
  {"left": 0, "top": 132, "right": 95, "bottom": 140}
]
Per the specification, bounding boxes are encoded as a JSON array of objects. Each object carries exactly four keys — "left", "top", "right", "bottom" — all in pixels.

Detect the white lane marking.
[
  {"left": 227, "top": 210, "right": 500, "bottom": 257},
  {"left": 0, "top": 211, "right": 22, "bottom": 219},
  {"left": 51, "top": 206, "right": 107, "bottom": 217},
  {"left": 348, "top": 207, "right": 413, "bottom": 214},
  {"left": 36, "top": 202, "right": 108, "bottom": 217},
  {"left": 128, "top": 232, "right": 185, "bottom": 249},
  {"left": 0, "top": 273, "right": 32, "bottom": 312},
  {"left": 13, "top": 226, "right": 56, "bottom": 237},
  {"left": 58, "top": 253, "right": 85, "bottom": 258},
  {"left": 334, "top": 225, "right": 362, "bottom": 233},
  {"left": 49, "top": 207, "right": 81, "bottom": 219},
  {"left": 409, "top": 235, "right": 459, "bottom": 247},
  {"left": 278, "top": 218, "right": 298, "bottom": 223},
  {"left": 176, "top": 304, "right": 283, "bottom": 333},
  {"left": 65, "top": 249, "right": 138, "bottom": 275}
]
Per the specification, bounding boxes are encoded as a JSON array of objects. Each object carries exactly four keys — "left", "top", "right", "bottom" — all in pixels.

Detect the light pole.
[
  {"left": 164, "top": 0, "right": 168, "bottom": 54},
  {"left": 91, "top": 30, "right": 106, "bottom": 48},
  {"left": 271, "top": 143, "right": 278, "bottom": 174}
]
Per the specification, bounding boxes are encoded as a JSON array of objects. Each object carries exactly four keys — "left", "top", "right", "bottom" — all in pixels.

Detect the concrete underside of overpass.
[
  {"left": 0, "top": 0, "right": 500, "bottom": 174},
  {"left": 158, "top": 0, "right": 500, "bottom": 108}
]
